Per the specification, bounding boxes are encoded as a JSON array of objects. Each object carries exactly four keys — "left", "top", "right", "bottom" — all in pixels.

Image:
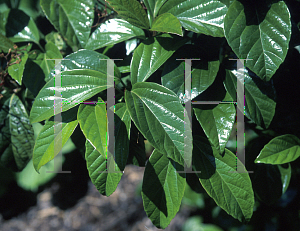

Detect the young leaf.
[
  {"left": 8, "top": 52, "right": 28, "bottom": 85},
  {"left": 125, "top": 82, "right": 192, "bottom": 167},
  {"left": 159, "top": 0, "right": 228, "bottom": 37},
  {"left": 85, "top": 140, "right": 123, "bottom": 197},
  {"left": 255, "top": 134, "right": 300, "bottom": 164},
  {"left": 78, "top": 101, "right": 107, "bottom": 159},
  {"left": 150, "top": 13, "right": 183, "bottom": 36},
  {"left": 40, "top": 0, "right": 94, "bottom": 49},
  {"left": 224, "top": 0, "right": 291, "bottom": 81},
  {"left": 131, "top": 34, "right": 186, "bottom": 84},
  {"left": 143, "top": 0, "right": 168, "bottom": 25},
  {"left": 224, "top": 69, "right": 276, "bottom": 129},
  {"left": 106, "top": 0, "right": 150, "bottom": 29},
  {"left": 33, "top": 107, "right": 78, "bottom": 172},
  {"left": 85, "top": 19, "right": 145, "bottom": 50},
  {"left": 142, "top": 149, "right": 185, "bottom": 229},
  {"left": 193, "top": 136, "right": 254, "bottom": 223}
]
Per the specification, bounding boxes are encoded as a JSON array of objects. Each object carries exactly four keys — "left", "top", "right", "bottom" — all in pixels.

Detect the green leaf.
[
  {"left": 182, "top": 216, "right": 224, "bottom": 231},
  {"left": 255, "top": 134, "right": 300, "bottom": 165},
  {"left": 45, "top": 32, "right": 66, "bottom": 50},
  {"left": 150, "top": 13, "right": 183, "bottom": 36},
  {"left": 0, "top": 94, "right": 34, "bottom": 172},
  {"left": 159, "top": 0, "right": 227, "bottom": 37},
  {"left": 85, "top": 18, "right": 145, "bottom": 50},
  {"left": 131, "top": 34, "right": 186, "bottom": 84},
  {"left": 5, "top": 9, "right": 40, "bottom": 46},
  {"left": 9, "top": 94, "right": 35, "bottom": 171},
  {"left": 0, "top": 10, "right": 10, "bottom": 35},
  {"left": 106, "top": 0, "right": 150, "bottom": 29},
  {"left": 125, "top": 82, "right": 192, "bottom": 167},
  {"left": 78, "top": 101, "right": 107, "bottom": 159},
  {"left": 40, "top": 0, "right": 94, "bottom": 49},
  {"left": 33, "top": 42, "right": 63, "bottom": 81},
  {"left": 30, "top": 69, "right": 111, "bottom": 123},
  {"left": 224, "top": 69, "right": 276, "bottom": 129},
  {"left": 142, "top": 149, "right": 185, "bottom": 229},
  {"left": 278, "top": 164, "right": 291, "bottom": 194},
  {"left": 32, "top": 107, "right": 78, "bottom": 172},
  {"left": 8, "top": 52, "right": 28, "bottom": 85},
  {"left": 85, "top": 139, "right": 123, "bottom": 196},
  {"left": 193, "top": 136, "right": 254, "bottom": 222},
  {"left": 114, "top": 103, "right": 131, "bottom": 170},
  {"left": 0, "top": 33, "right": 14, "bottom": 52},
  {"left": 143, "top": 0, "right": 168, "bottom": 25},
  {"left": 30, "top": 50, "right": 120, "bottom": 123},
  {"left": 193, "top": 93, "right": 236, "bottom": 154},
  {"left": 60, "top": 49, "right": 121, "bottom": 80},
  {"left": 162, "top": 53, "right": 220, "bottom": 102},
  {"left": 224, "top": 0, "right": 291, "bottom": 80}
]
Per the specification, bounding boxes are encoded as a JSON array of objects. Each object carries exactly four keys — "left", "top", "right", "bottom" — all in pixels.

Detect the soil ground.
[{"left": 0, "top": 165, "right": 190, "bottom": 231}]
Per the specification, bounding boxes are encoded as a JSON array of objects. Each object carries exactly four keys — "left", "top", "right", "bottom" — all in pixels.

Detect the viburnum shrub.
[{"left": 1, "top": 0, "right": 300, "bottom": 229}]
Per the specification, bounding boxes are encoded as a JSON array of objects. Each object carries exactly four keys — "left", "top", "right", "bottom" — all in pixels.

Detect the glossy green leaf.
[
  {"left": 224, "top": 0, "right": 291, "bottom": 80},
  {"left": 4, "top": 9, "right": 40, "bottom": 46},
  {"left": 106, "top": 0, "right": 150, "bottom": 29},
  {"left": 40, "top": 0, "right": 94, "bottom": 49},
  {"left": 8, "top": 52, "right": 28, "bottom": 85},
  {"left": 125, "top": 82, "right": 192, "bottom": 167},
  {"left": 60, "top": 49, "right": 121, "bottom": 79},
  {"left": 0, "top": 33, "right": 14, "bottom": 52},
  {"left": 162, "top": 56, "right": 220, "bottom": 102},
  {"left": 159, "top": 0, "right": 227, "bottom": 37},
  {"left": 150, "top": 13, "right": 183, "bottom": 36},
  {"left": 30, "top": 50, "right": 120, "bottom": 123},
  {"left": 30, "top": 69, "right": 111, "bottom": 124},
  {"left": 85, "top": 139, "right": 123, "bottom": 196},
  {"left": 143, "top": 0, "right": 168, "bottom": 25},
  {"left": 278, "top": 164, "right": 291, "bottom": 194},
  {"left": 224, "top": 69, "right": 276, "bottom": 128},
  {"left": 78, "top": 101, "right": 107, "bottom": 159},
  {"left": 193, "top": 136, "right": 254, "bottom": 222},
  {"left": 85, "top": 19, "right": 145, "bottom": 50},
  {"left": 193, "top": 93, "right": 235, "bottom": 154},
  {"left": 142, "top": 149, "right": 185, "bottom": 229},
  {"left": 131, "top": 34, "right": 186, "bottom": 84},
  {"left": 255, "top": 134, "right": 300, "bottom": 165},
  {"left": 33, "top": 107, "right": 78, "bottom": 172},
  {"left": 8, "top": 94, "right": 35, "bottom": 171},
  {"left": 114, "top": 103, "right": 131, "bottom": 170}
]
